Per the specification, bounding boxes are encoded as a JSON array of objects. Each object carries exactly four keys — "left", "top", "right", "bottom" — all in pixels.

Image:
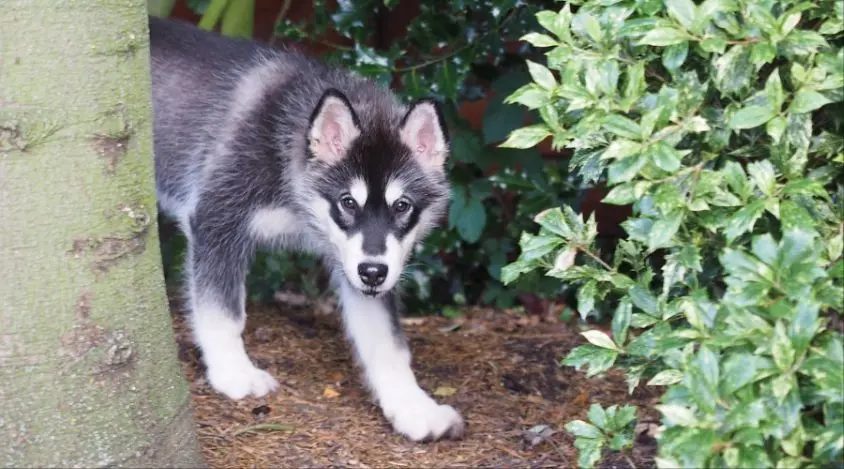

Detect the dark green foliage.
[{"left": 502, "top": 0, "right": 844, "bottom": 467}]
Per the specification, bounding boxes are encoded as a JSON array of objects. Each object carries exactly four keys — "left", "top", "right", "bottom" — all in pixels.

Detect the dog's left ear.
[{"left": 400, "top": 99, "right": 449, "bottom": 171}]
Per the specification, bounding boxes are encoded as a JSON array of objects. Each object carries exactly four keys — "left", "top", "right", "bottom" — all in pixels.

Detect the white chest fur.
[{"left": 248, "top": 207, "right": 299, "bottom": 241}]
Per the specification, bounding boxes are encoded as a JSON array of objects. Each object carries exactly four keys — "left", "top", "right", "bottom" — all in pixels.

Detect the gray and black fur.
[{"left": 149, "top": 16, "right": 463, "bottom": 441}]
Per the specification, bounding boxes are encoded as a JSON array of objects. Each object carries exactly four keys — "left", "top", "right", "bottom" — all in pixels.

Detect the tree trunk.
[{"left": 0, "top": 1, "right": 204, "bottom": 467}]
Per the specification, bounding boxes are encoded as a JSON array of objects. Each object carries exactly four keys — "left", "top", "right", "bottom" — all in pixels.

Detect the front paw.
[
  {"left": 385, "top": 395, "right": 465, "bottom": 442},
  {"left": 206, "top": 360, "right": 279, "bottom": 400}
]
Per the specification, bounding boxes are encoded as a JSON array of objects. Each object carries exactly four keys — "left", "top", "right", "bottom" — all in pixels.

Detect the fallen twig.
[{"left": 231, "top": 423, "right": 295, "bottom": 437}]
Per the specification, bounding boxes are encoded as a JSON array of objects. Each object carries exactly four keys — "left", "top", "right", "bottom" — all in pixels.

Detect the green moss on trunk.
[{"left": 0, "top": 1, "right": 204, "bottom": 466}]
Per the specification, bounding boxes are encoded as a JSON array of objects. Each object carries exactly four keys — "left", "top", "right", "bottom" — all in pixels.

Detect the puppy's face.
[{"left": 303, "top": 89, "right": 449, "bottom": 296}]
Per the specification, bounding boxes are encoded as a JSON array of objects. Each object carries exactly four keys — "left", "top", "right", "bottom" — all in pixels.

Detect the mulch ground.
[{"left": 170, "top": 295, "right": 660, "bottom": 468}]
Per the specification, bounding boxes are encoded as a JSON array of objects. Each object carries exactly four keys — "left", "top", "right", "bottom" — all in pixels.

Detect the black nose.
[{"left": 358, "top": 262, "right": 388, "bottom": 287}]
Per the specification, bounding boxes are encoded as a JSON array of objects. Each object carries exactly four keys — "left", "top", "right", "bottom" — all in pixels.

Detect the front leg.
[
  {"left": 185, "top": 221, "right": 279, "bottom": 400},
  {"left": 337, "top": 281, "right": 465, "bottom": 441}
]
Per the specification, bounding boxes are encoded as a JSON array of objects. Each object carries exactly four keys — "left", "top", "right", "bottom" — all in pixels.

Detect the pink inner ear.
[
  {"left": 415, "top": 118, "right": 435, "bottom": 157},
  {"left": 323, "top": 115, "right": 345, "bottom": 156},
  {"left": 401, "top": 103, "right": 446, "bottom": 169}
]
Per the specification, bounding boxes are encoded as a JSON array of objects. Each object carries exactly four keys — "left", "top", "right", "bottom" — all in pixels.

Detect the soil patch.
[{"left": 171, "top": 298, "right": 659, "bottom": 468}]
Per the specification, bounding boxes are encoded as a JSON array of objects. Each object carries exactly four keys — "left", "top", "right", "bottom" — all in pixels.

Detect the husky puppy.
[{"left": 147, "top": 17, "right": 463, "bottom": 441}]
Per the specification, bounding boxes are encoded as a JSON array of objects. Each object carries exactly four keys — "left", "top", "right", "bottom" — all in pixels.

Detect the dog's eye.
[
  {"left": 340, "top": 195, "right": 357, "bottom": 210},
  {"left": 393, "top": 199, "right": 411, "bottom": 214}
]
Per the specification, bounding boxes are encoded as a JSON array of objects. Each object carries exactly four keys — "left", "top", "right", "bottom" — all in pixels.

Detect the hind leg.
[
  {"left": 336, "top": 280, "right": 465, "bottom": 441},
  {"left": 184, "top": 220, "right": 279, "bottom": 399}
]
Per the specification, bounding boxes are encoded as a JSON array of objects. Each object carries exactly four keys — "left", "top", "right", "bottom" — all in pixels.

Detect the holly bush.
[{"left": 501, "top": 0, "right": 844, "bottom": 467}]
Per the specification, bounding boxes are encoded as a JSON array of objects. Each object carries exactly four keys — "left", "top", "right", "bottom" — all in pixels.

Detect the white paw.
[
  {"left": 206, "top": 361, "right": 279, "bottom": 400},
  {"left": 384, "top": 394, "right": 465, "bottom": 442}
]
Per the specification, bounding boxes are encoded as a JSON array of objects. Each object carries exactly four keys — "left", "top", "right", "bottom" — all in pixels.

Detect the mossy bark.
[{"left": 0, "top": 1, "right": 204, "bottom": 467}]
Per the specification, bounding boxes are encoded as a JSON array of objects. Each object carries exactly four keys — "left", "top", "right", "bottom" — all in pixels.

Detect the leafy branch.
[{"left": 501, "top": 1, "right": 844, "bottom": 467}]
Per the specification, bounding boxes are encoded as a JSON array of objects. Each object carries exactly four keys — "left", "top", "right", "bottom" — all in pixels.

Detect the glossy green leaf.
[
  {"left": 608, "top": 432, "right": 634, "bottom": 452},
  {"left": 608, "top": 154, "right": 647, "bottom": 184},
  {"left": 766, "top": 116, "right": 787, "bottom": 143},
  {"left": 647, "top": 211, "right": 683, "bottom": 251},
  {"left": 651, "top": 142, "right": 682, "bottom": 172},
  {"left": 503, "top": 84, "right": 548, "bottom": 110},
  {"left": 582, "top": 330, "right": 619, "bottom": 351},
  {"left": 629, "top": 284, "right": 659, "bottom": 316},
  {"left": 577, "top": 281, "right": 598, "bottom": 319},
  {"left": 819, "top": 18, "right": 844, "bottom": 35},
  {"left": 655, "top": 404, "right": 697, "bottom": 427},
  {"left": 500, "top": 258, "right": 537, "bottom": 285},
  {"left": 603, "top": 114, "right": 643, "bottom": 140},
  {"left": 631, "top": 313, "right": 659, "bottom": 328},
  {"left": 662, "top": 42, "right": 689, "bottom": 72},
  {"left": 748, "top": 160, "right": 776, "bottom": 194},
  {"left": 526, "top": 60, "right": 557, "bottom": 91},
  {"left": 574, "top": 436, "right": 603, "bottom": 468},
  {"left": 587, "top": 404, "right": 608, "bottom": 430},
  {"left": 695, "top": 345, "right": 719, "bottom": 387},
  {"left": 648, "top": 369, "right": 684, "bottom": 386},
  {"left": 772, "top": 320, "right": 796, "bottom": 370},
  {"left": 789, "top": 89, "right": 833, "bottom": 113},
  {"left": 666, "top": 0, "right": 697, "bottom": 31},
  {"left": 780, "top": 12, "right": 801, "bottom": 36},
  {"left": 536, "top": 10, "right": 562, "bottom": 38},
  {"left": 750, "top": 42, "right": 777, "bottom": 67},
  {"left": 597, "top": 60, "right": 620, "bottom": 96},
  {"left": 638, "top": 27, "right": 689, "bottom": 46},
  {"left": 614, "top": 405, "right": 638, "bottom": 429},
  {"left": 715, "top": 45, "right": 753, "bottom": 94},
  {"left": 566, "top": 420, "right": 603, "bottom": 439},
  {"left": 764, "top": 69, "right": 785, "bottom": 111},
  {"left": 500, "top": 125, "right": 551, "bottom": 148},
  {"left": 551, "top": 247, "right": 578, "bottom": 275},
  {"left": 729, "top": 105, "right": 776, "bottom": 129},
  {"left": 721, "top": 353, "right": 773, "bottom": 394},
  {"left": 551, "top": 5, "right": 574, "bottom": 40},
  {"left": 722, "top": 399, "right": 766, "bottom": 432},
  {"left": 521, "top": 32, "right": 558, "bottom": 48},
  {"left": 602, "top": 183, "right": 637, "bottom": 205},
  {"left": 518, "top": 233, "right": 562, "bottom": 261},
  {"left": 612, "top": 298, "right": 632, "bottom": 345},
  {"left": 583, "top": 13, "right": 603, "bottom": 43},
  {"left": 601, "top": 139, "right": 642, "bottom": 161},
  {"left": 622, "top": 62, "right": 646, "bottom": 107},
  {"left": 724, "top": 199, "right": 766, "bottom": 243},
  {"left": 779, "top": 200, "right": 815, "bottom": 230},
  {"left": 534, "top": 207, "right": 574, "bottom": 239},
  {"left": 563, "top": 345, "right": 619, "bottom": 377},
  {"left": 720, "top": 247, "right": 775, "bottom": 282},
  {"left": 789, "top": 300, "right": 819, "bottom": 353},
  {"left": 451, "top": 196, "right": 486, "bottom": 243}
]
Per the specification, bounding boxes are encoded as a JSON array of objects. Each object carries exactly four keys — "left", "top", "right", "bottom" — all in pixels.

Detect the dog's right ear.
[{"left": 307, "top": 89, "right": 361, "bottom": 165}]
